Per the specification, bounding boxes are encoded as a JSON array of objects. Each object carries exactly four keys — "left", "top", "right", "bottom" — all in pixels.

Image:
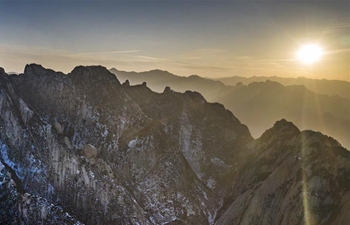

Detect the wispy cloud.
[
  {"left": 73, "top": 50, "right": 141, "bottom": 56},
  {"left": 171, "top": 60, "right": 228, "bottom": 72},
  {"left": 306, "top": 18, "right": 350, "bottom": 36},
  {"left": 137, "top": 55, "right": 164, "bottom": 62},
  {"left": 183, "top": 48, "right": 228, "bottom": 60}
]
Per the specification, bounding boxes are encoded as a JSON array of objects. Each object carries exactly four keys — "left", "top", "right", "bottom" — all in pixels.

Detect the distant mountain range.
[
  {"left": 217, "top": 75, "right": 350, "bottom": 99},
  {"left": 109, "top": 68, "right": 226, "bottom": 96},
  {"left": 110, "top": 68, "right": 350, "bottom": 149}
]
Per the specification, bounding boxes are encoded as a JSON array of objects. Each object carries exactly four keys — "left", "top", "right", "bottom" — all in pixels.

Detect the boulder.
[
  {"left": 54, "top": 122, "right": 63, "bottom": 135},
  {"left": 83, "top": 144, "right": 98, "bottom": 159}
]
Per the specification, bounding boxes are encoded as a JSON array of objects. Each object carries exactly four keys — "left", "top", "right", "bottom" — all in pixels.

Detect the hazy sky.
[{"left": 0, "top": 1, "right": 349, "bottom": 81}]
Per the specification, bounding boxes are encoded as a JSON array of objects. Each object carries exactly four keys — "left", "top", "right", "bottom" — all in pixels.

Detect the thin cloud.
[
  {"left": 73, "top": 50, "right": 141, "bottom": 56},
  {"left": 183, "top": 48, "right": 228, "bottom": 60},
  {"left": 169, "top": 59, "right": 228, "bottom": 72},
  {"left": 137, "top": 55, "right": 165, "bottom": 62},
  {"left": 324, "top": 48, "right": 350, "bottom": 55},
  {"left": 306, "top": 19, "right": 350, "bottom": 36}
]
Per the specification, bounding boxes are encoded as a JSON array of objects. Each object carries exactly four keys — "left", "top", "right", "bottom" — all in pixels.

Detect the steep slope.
[
  {"left": 215, "top": 120, "right": 350, "bottom": 225},
  {"left": 1, "top": 64, "right": 251, "bottom": 224},
  {"left": 0, "top": 160, "right": 81, "bottom": 225},
  {"left": 0, "top": 68, "right": 82, "bottom": 224}
]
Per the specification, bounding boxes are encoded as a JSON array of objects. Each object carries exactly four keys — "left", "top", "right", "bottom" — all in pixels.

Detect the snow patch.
[
  {"left": 128, "top": 139, "right": 138, "bottom": 148},
  {"left": 207, "top": 198, "right": 223, "bottom": 224},
  {"left": 0, "top": 142, "right": 16, "bottom": 170},
  {"left": 89, "top": 171, "right": 95, "bottom": 179},
  {"left": 102, "top": 128, "right": 108, "bottom": 138},
  {"left": 0, "top": 140, "right": 26, "bottom": 180},
  {"left": 206, "top": 178, "right": 216, "bottom": 189},
  {"left": 186, "top": 204, "right": 195, "bottom": 216},
  {"left": 202, "top": 190, "right": 208, "bottom": 200},
  {"left": 211, "top": 157, "right": 231, "bottom": 169},
  {"left": 29, "top": 154, "right": 43, "bottom": 174}
]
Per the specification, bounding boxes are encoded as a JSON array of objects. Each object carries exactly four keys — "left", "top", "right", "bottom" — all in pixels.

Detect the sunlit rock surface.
[
  {"left": 215, "top": 120, "right": 350, "bottom": 225},
  {"left": 0, "top": 64, "right": 348, "bottom": 224}
]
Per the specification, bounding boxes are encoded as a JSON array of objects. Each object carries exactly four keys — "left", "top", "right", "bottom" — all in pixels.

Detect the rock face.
[
  {"left": 215, "top": 120, "right": 350, "bottom": 225},
  {"left": 0, "top": 64, "right": 349, "bottom": 225}
]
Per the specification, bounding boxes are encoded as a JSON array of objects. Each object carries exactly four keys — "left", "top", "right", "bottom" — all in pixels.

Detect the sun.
[{"left": 297, "top": 44, "right": 324, "bottom": 65}]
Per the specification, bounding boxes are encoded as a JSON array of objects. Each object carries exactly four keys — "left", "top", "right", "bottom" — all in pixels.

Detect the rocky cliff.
[
  {"left": 215, "top": 120, "right": 350, "bottom": 225},
  {"left": 0, "top": 65, "right": 348, "bottom": 224}
]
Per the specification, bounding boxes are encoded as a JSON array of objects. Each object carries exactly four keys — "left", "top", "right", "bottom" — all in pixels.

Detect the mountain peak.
[
  {"left": 248, "top": 80, "right": 284, "bottom": 88},
  {"left": 259, "top": 119, "right": 300, "bottom": 141},
  {"left": 0, "top": 67, "right": 5, "bottom": 75},
  {"left": 0, "top": 67, "right": 7, "bottom": 80},
  {"left": 109, "top": 67, "right": 119, "bottom": 72},
  {"left": 24, "top": 63, "right": 50, "bottom": 76},
  {"left": 70, "top": 65, "right": 121, "bottom": 85},
  {"left": 184, "top": 90, "right": 207, "bottom": 103},
  {"left": 188, "top": 74, "right": 200, "bottom": 78},
  {"left": 149, "top": 69, "right": 169, "bottom": 73},
  {"left": 272, "top": 119, "right": 299, "bottom": 131},
  {"left": 71, "top": 65, "right": 110, "bottom": 75},
  {"left": 163, "top": 86, "right": 172, "bottom": 93},
  {"left": 145, "top": 69, "right": 176, "bottom": 78},
  {"left": 122, "top": 79, "right": 130, "bottom": 87}
]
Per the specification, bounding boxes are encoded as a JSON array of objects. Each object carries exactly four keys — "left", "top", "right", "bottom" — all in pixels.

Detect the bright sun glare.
[{"left": 297, "top": 44, "right": 324, "bottom": 65}]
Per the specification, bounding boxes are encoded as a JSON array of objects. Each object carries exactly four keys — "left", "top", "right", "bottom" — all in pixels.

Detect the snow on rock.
[
  {"left": 206, "top": 178, "right": 216, "bottom": 189},
  {"left": 0, "top": 141, "right": 17, "bottom": 173},
  {"left": 128, "top": 139, "right": 138, "bottom": 148},
  {"left": 211, "top": 157, "right": 231, "bottom": 169}
]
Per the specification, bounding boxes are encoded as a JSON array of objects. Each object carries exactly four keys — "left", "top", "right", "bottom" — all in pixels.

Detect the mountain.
[
  {"left": 1, "top": 64, "right": 251, "bottom": 224},
  {"left": 110, "top": 69, "right": 350, "bottom": 149},
  {"left": 0, "top": 64, "right": 349, "bottom": 224},
  {"left": 216, "top": 120, "right": 350, "bottom": 225},
  {"left": 217, "top": 76, "right": 350, "bottom": 99}
]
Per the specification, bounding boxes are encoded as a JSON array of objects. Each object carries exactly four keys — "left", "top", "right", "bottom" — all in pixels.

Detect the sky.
[{"left": 0, "top": 0, "right": 349, "bottom": 81}]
